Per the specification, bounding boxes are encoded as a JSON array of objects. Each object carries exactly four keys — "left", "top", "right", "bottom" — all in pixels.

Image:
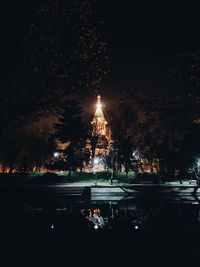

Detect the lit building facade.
[
  {"left": 91, "top": 95, "right": 112, "bottom": 155},
  {"left": 85, "top": 95, "right": 113, "bottom": 172}
]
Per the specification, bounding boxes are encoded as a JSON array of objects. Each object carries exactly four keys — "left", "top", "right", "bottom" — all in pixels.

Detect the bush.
[
  {"left": 0, "top": 173, "right": 29, "bottom": 184},
  {"left": 132, "top": 172, "right": 159, "bottom": 184},
  {"left": 34, "top": 172, "right": 66, "bottom": 183},
  {"left": 115, "top": 172, "right": 136, "bottom": 183}
]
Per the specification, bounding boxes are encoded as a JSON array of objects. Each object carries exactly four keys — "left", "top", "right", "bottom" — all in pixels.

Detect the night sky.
[
  {"left": 1, "top": 1, "right": 200, "bottom": 103},
  {"left": 95, "top": 1, "right": 200, "bottom": 100}
]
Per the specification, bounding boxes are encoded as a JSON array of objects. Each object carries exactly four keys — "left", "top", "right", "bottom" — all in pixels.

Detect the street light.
[
  {"left": 94, "top": 158, "right": 99, "bottom": 165},
  {"left": 94, "top": 224, "right": 99, "bottom": 230},
  {"left": 53, "top": 152, "right": 60, "bottom": 158}
]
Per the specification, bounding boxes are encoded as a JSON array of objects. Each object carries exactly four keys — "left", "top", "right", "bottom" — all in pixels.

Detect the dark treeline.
[
  {"left": 0, "top": 0, "right": 107, "bottom": 173},
  {"left": 0, "top": 1, "right": 200, "bottom": 177},
  {"left": 107, "top": 52, "right": 200, "bottom": 176},
  {"left": 2, "top": 52, "right": 199, "bottom": 177}
]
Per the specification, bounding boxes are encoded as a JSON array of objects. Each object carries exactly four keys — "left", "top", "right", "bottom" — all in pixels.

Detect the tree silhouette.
[
  {"left": 0, "top": 1, "right": 107, "bottom": 171},
  {"left": 53, "top": 100, "right": 87, "bottom": 176}
]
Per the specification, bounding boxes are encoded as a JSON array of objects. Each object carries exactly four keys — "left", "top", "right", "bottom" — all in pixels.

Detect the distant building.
[
  {"left": 85, "top": 95, "right": 113, "bottom": 172},
  {"left": 91, "top": 95, "right": 112, "bottom": 156}
]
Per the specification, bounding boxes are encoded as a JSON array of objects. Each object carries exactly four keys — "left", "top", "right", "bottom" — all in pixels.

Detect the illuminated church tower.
[{"left": 91, "top": 95, "right": 112, "bottom": 156}]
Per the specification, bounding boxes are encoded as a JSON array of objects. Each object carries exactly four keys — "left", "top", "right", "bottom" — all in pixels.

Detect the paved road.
[
  {"left": 1, "top": 182, "right": 200, "bottom": 195},
  {"left": 1, "top": 183, "right": 200, "bottom": 206}
]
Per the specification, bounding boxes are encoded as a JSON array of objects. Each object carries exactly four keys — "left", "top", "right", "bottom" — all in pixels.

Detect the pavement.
[
  {"left": 0, "top": 179, "right": 197, "bottom": 187},
  {"left": 45, "top": 179, "right": 199, "bottom": 188},
  {"left": 1, "top": 179, "right": 200, "bottom": 195},
  {"left": 42, "top": 180, "right": 197, "bottom": 188}
]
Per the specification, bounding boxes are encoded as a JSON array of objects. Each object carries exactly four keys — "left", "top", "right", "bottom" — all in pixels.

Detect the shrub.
[
  {"left": 133, "top": 172, "right": 159, "bottom": 184},
  {"left": 34, "top": 172, "right": 66, "bottom": 183}
]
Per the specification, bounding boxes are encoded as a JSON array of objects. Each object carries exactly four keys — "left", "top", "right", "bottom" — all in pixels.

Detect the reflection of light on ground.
[
  {"left": 81, "top": 205, "right": 147, "bottom": 231},
  {"left": 81, "top": 208, "right": 108, "bottom": 229}
]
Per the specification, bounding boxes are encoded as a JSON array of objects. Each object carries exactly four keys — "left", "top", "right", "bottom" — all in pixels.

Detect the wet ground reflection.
[
  {"left": 0, "top": 189, "right": 200, "bottom": 233},
  {"left": 2, "top": 187, "right": 200, "bottom": 266}
]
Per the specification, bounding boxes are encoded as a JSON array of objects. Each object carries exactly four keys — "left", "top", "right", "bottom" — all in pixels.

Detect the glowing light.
[
  {"left": 96, "top": 103, "right": 102, "bottom": 109},
  {"left": 96, "top": 95, "right": 102, "bottom": 109},
  {"left": 94, "top": 158, "right": 99, "bottom": 165},
  {"left": 132, "top": 151, "right": 136, "bottom": 156},
  {"left": 135, "top": 225, "right": 139, "bottom": 230},
  {"left": 94, "top": 224, "right": 99, "bottom": 230},
  {"left": 51, "top": 224, "right": 54, "bottom": 229},
  {"left": 53, "top": 152, "right": 59, "bottom": 158}
]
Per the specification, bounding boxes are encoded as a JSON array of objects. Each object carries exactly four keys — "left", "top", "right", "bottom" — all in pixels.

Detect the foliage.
[
  {"left": 133, "top": 172, "right": 159, "bottom": 184},
  {"left": 107, "top": 100, "right": 137, "bottom": 175},
  {"left": 34, "top": 172, "right": 66, "bottom": 183},
  {"left": 0, "top": 127, "right": 55, "bottom": 173},
  {"left": 53, "top": 100, "right": 88, "bottom": 174},
  {"left": 181, "top": 124, "right": 200, "bottom": 168},
  {"left": 0, "top": 0, "right": 107, "bottom": 170},
  {"left": 54, "top": 100, "right": 86, "bottom": 143},
  {"left": 115, "top": 172, "right": 136, "bottom": 183},
  {"left": 44, "top": 159, "right": 68, "bottom": 172},
  {"left": 108, "top": 89, "right": 198, "bottom": 174}
]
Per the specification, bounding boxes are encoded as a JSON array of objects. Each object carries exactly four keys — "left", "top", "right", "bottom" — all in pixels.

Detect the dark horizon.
[{"left": 95, "top": 1, "right": 200, "bottom": 98}]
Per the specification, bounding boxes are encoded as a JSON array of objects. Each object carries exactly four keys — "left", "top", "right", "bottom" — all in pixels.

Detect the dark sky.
[
  {"left": 94, "top": 1, "right": 200, "bottom": 99},
  {"left": 1, "top": 1, "right": 200, "bottom": 102}
]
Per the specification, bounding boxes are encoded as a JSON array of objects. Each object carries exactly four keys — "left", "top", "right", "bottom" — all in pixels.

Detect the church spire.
[
  {"left": 91, "top": 95, "right": 108, "bottom": 136},
  {"left": 94, "top": 95, "right": 105, "bottom": 121}
]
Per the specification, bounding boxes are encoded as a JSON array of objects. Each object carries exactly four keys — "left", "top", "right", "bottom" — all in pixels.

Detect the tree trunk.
[
  {"left": 125, "top": 164, "right": 129, "bottom": 180},
  {"left": 2, "top": 164, "right": 6, "bottom": 173},
  {"left": 68, "top": 168, "right": 72, "bottom": 178},
  {"left": 140, "top": 160, "right": 145, "bottom": 173},
  {"left": 150, "top": 158, "right": 154, "bottom": 172},
  {"left": 159, "top": 158, "right": 164, "bottom": 175},
  {"left": 9, "top": 163, "right": 14, "bottom": 174}
]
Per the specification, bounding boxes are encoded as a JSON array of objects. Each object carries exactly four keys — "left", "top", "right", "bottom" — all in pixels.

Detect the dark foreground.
[
  {"left": 1, "top": 228, "right": 200, "bottom": 266},
  {"left": 1, "top": 184, "right": 200, "bottom": 266}
]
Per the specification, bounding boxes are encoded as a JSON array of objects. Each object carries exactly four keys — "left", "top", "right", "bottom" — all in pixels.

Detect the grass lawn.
[
  {"left": 0, "top": 171, "right": 192, "bottom": 185},
  {"left": 0, "top": 171, "right": 134, "bottom": 185}
]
